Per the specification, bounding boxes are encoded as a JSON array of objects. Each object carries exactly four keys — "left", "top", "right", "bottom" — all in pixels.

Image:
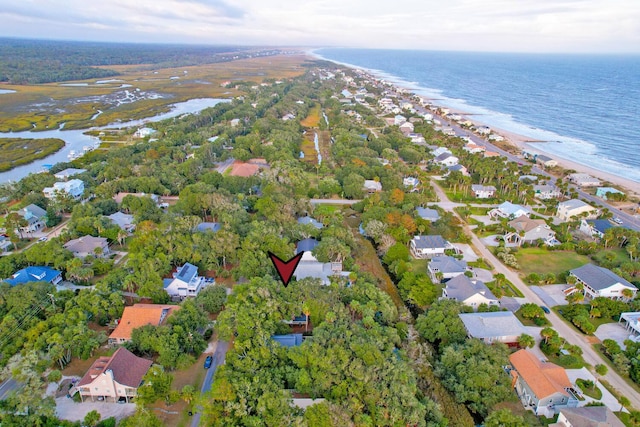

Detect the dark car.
[
  {"left": 204, "top": 355, "right": 213, "bottom": 369},
  {"left": 541, "top": 306, "right": 551, "bottom": 314}
]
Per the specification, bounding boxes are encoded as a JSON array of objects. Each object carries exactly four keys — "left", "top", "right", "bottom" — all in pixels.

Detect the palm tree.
[
  {"left": 541, "top": 327, "right": 555, "bottom": 344},
  {"left": 302, "top": 302, "right": 311, "bottom": 332}
]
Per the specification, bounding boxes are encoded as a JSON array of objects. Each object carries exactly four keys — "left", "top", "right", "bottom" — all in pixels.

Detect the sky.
[{"left": 1, "top": 0, "right": 639, "bottom": 53}]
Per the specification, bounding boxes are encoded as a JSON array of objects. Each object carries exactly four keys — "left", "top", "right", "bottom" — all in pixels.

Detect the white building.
[
  {"left": 163, "top": 263, "right": 208, "bottom": 300},
  {"left": 410, "top": 235, "right": 448, "bottom": 259},
  {"left": 570, "top": 264, "right": 637, "bottom": 300},
  {"left": 441, "top": 275, "right": 499, "bottom": 310},
  {"left": 556, "top": 199, "right": 598, "bottom": 222},
  {"left": 363, "top": 180, "right": 382, "bottom": 193},
  {"left": 489, "top": 201, "right": 529, "bottom": 220},
  {"left": 43, "top": 179, "right": 84, "bottom": 200},
  {"left": 568, "top": 173, "right": 601, "bottom": 187},
  {"left": 471, "top": 184, "right": 496, "bottom": 199}
]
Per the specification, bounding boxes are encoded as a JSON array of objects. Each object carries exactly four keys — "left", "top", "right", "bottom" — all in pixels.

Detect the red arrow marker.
[{"left": 268, "top": 251, "right": 303, "bottom": 287}]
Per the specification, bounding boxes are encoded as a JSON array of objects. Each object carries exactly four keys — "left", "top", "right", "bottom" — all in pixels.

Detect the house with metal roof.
[
  {"left": 54, "top": 168, "right": 86, "bottom": 180},
  {"left": 107, "top": 212, "right": 136, "bottom": 233},
  {"left": 163, "top": 263, "right": 207, "bottom": 300},
  {"left": 43, "top": 179, "right": 84, "bottom": 200},
  {"left": 569, "top": 264, "right": 636, "bottom": 300},
  {"left": 489, "top": 202, "right": 529, "bottom": 220},
  {"left": 442, "top": 275, "right": 499, "bottom": 310},
  {"left": 3, "top": 266, "right": 62, "bottom": 286},
  {"left": 579, "top": 219, "right": 614, "bottom": 239},
  {"left": 459, "top": 311, "right": 526, "bottom": 344},
  {"left": 296, "top": 238, "right": 319, "bottom": 254},
  {"left": 195, "top": 222, "right": 221, "bottom": 233},
  {"left": 410, "top": 235, "right": 449, "bottom": 258},
  {"left": 428, "top": 255, "right": 468, "bottom": 282},
  {"left": 471, "top": 184, "right": 496, "bottom": 199},
  {"left": 509, "top": 349, "right": 578, "bottom": 418},
  {"left": 17, "top": 204, "right": 47, "bottom": 233},
  {"left": 533, "top": 184, "right": 562, "bottom": 200}
]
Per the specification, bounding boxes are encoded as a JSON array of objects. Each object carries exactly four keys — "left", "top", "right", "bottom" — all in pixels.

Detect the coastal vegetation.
[{"left": 0, "top": 137, "right": 65, "bottom": 172}]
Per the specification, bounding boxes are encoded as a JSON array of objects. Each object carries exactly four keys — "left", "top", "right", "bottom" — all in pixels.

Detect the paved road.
[
  {"left": 0, "top": 378, "right": 20, "bottom": 400},
  {"left": 431, "top": 180, "right": 640, "bottom": 409},
  {"left": 190, "top": 341, "right": 229, "bottom": 427},
  {"left": 310, "top": 198, "right": 362, "bottom": 205}
]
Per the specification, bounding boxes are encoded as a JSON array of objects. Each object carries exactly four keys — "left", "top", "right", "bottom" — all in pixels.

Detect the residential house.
[
  {"left": 403, "top": 177, "right": 419, "bottom": 188},
  {"left": 484, "top": 151, "right": 501, "bottom": 158},
  {"left": 108, "top": 212, "right": 136, "bottom": 233},
  {"left": 363, "top": 180, "right": 383, "bottom": 193},
  {"left": 416, "top": 207, "right": 440, "bottom": 222},
  {"left": 519, "top": 175, "right": 539, "bottom": 182},
  {"left": 463, "top": 142, "right": 486, "bottom": 154},
  {"left": 447, "top": 164, "right": 469, "bottom": 175},
  {"left": 505, "top": 216, "right": 557, "bottom": 246},
  {"left": 298, "top": 216, "right": 324, "bottom": 230},
  {"left": 569, "top": 264, "right": 637, "bottom": 300},
  {"left": 0, "top": 235, "right": 12, "bottom": 253},
  {"left": 568, "top": 173, "right": 601, "bottom": 187},
  {"left": 434, "top": 153, "right": 459, "bottom": 167},
  {"left": 475, "top": 125, "right": 491, "bottom": 135},
  {"left": 489, "top": 133, "right": 504, "bottom": 141},
  {"left": 579, "top": 219, "right": 614, "bottom": 239},
  {"left": 556, "top": 199, "right": 598, "bottom": 222},
  {"left": 533, "top": 184, "right": 562, "bottom": 200},
  {"left": 113, "top": 192, "right": 159, "bottom": 205},
  {"left": 76, "top": 347, "right": 152, "bottom": 403},
  {"left": 3, "top": 266, "right": 62, "bottom": 286},
  {"left": 293, "top": 249, "right": 350, "bottom": 285},
  {"left": 109, "top": 304, "right": 180, "bottom": 345},
  {"left": 596, "top": 187, "right": 625, "bottom": 200},
  {"left": 230, "top": 118, "right": 240, "bottom": 127},
  {"left": 229, "top": 161, "right": 260, "bottom": 177},
  {"left": 442, "top": 274, "right": 499, "bottom": 309},
  {"left": 509, "top": 349, "right": 578, "bottom": 418},
  {"left": 195, "top": 222, "right": 221, "bottom": 233},
  {"left": 428, "top": 255, "right": 468, "bottom": 282},
  {"left": 410, "top": 235, "right": 448, "bottom": 259},
  {"left": 431, "top": 147, "right": 451, "bottom": 157},
  {"left": 619, "top": 312, "right": 640, "bottom": 340},
  {"left": 17, "top": 204, "right": 47, "bottom": 233},
  {"left": 64, "top": 235, "right": 110, "bottom": 259},
  {"left": 489, "top": 202, "right": 529, "bottom": 220},
  {"left": 43, "top": 179, "right": 84, "bottom": 200},
  {"left": 296, "top": 238, "right": 319, "bottom": 254},
  {"left": 399, "top": 122, "right": 414, "bottom": 135},
  {"left": 163, "top": 263, "right": 208, "bottom": 300},
  {"left": 393, "top": 114, "right": 407, "bottom": 125},
  {"left": 459, "top": 311, "right": 527, "bottom": 345},
  {"left": 536, "top": 155, "right": 558, "bottom": 168},
  {"left": 550, "top": 406, "right": 625, "bottom": 427},
  {"left": 133, "top": 127, "right": 156, "bottom": 138},
  {"left": 471, "top": 184, "right": 496, "bottom": 199},
  {"left": 54, "top": 168, "right": 86, "bottom": 180}
]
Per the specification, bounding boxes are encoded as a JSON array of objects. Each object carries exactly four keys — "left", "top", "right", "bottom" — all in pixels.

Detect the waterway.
[{"left": 0, "top": 98, "right": 228, "bottom": 183}]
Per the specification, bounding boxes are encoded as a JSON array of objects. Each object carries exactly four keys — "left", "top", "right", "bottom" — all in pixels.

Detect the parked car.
[
  {"left": 38, "top": 237, "right": 47, "bottom": 242},
  {"left": 541, "top": 306, "right": 550, "bottom": 314},
  {"left": 204, "top": 355, "right": 213, "bottom": 369},
  {"left": 117, "top": 397, "right": 127, "bottom": 404},
  {"left": 613, "top": 217, "right": 623, "bottom": 224}
]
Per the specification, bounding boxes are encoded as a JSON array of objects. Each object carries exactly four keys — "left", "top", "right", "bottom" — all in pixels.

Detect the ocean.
[{"left": 316, "top": 49, "right": 640, "bottom": 183}]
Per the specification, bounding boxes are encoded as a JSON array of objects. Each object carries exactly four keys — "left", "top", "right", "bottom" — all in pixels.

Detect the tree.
[
  {"left": 342, "top": 173, "right": 365, "bottom": 199},
  {"left": 415, "top": 299, "right": 467, "bottom": 349},
  {"left": 517, "top": 333, "right": 535, "bottom": 349},
  {"left": 84, "top": 409, "right": 101, "bottom": 427},
  {"left": 484, "top": 408, "right": 527, "bottom": 427},
  {"left": 195, "top": 285, "right": 227, "bottom": 314},
  {"left": 136, "top": 365, "right": 174, "bottom": 405},
  {"left": 519, "top": 303, "right": 544, "bottom": 319}
]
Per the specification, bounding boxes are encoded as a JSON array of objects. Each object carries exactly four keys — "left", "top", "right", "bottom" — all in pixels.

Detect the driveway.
[
  {"left": 470, "top": 215, "right": 497, "bottom": 225},
  {"left": 530, "top": 285, "right": 570, "bottom": 307},
  {"left": 56, "top": 396, "right": 135, "bottom": 422},
  {"left": 595, "top": 323, "right": 631, "bottom": 350},
  {"left": 473, "top": 268, "right": 493, "bottom": 282},
  {"left": 566, "top": 368, "right": 627, "bottom": 413},
  {"left": 482, "top": 235, "right": 501, "bottom": 247},
  {"left": 453, "top": 243, "right": 478, "bottom": 262}
]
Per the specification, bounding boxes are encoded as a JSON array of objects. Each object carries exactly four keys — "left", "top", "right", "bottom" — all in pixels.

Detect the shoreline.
[{"left": 308, "top": 49, "right": 640, "bottom": 197}]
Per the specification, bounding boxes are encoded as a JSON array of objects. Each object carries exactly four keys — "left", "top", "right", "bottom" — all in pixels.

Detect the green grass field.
[{"left": 514, "top": 247, "right": 590, "bottom": 276}]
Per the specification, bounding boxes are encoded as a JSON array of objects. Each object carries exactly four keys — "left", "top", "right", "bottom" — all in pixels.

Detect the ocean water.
[{"left": 316, "top": 49, "right": 640, "bottom": 182}]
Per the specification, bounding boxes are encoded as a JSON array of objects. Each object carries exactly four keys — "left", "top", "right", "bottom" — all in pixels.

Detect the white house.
[
  {"left": 471, "top": 184, "right": 496, "bottom": 199},
  {"left": 428, "top": 256, "right": 468, "bottom": 282},
  {"left": 403, "top": 177, "right": 419, "bottom": 188},
  {"left": 570, "top": 264, "right": 637, "bottom": 300},
  {"left": 363, "top": 180, "right": 382, "bottom": 193},
  {"left": 133, "top": 127, "right": 156, "bottom": 138},
  {"left": 410, "top": 235, "right": 448, "bottom": 259},
  {"left": 556, "top": 199, "right": 598, "bottom": 222},
  {"left": 163, "top": 263, "right": 208, "bottom": 300},
  {"left": 533, "top": 184, "right": 562, "bottom": 200},
  {"left": 107, "top": 212, "right": 136, "bottom": 233},
  {"left": 489, "top": 202, "right": 529, "bottom": 220},
  {"left": 441, "top": 275, "right": 499, "bottom": 310},
  {"left": 434, "top": 153, "right": 459, "bottom": 167},
  {"left": 568, "top": 173, "right": 601, "bottom": 187},
  {"left": 505, "top": 216, "right": 557, "bottom": 246},
  {"left": 43, "top": 179, "right": 84, "bottom": 200},
  {"left": 463, "top": 142, "right": 486, "bottom": 154},
  {"left": 393, "top": 115, "right": 407, "bottom": 125},
  {"left": 579, "top": 219, "right": 613, "bottom": 239},
  {"left": 17, "top": 204, "right": 47, "bottom": 233},
  {"left": 536, "top": 155, "right": 557, "bottom": 168},
  {"left": 431, "top": 147, "right": 451, "bottom": 157}
]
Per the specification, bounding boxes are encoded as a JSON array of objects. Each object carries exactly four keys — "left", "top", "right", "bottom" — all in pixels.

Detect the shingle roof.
[
  {"left": 78, "top": 347, "right": 152, "bottom": 388},
  {"left": 570, "top": 264, "right": 635, "bottom": 291},
  {"left": 19, "top": 204, "right": 47, "bottom": 220},
  {"left": 471, "top": 184, "right": 496, "bottom": 192},
  {"left": 416, "top": 207, "right": 440, "bottom": 221},
  {"left": 63, "top": 235, "right": 107, "bottom": 255},
  {"left": 109, "top": 304, "right": 180, "bottom": 341},
  {"left": 229, "top": 161, "right": 259, "bottom": 177},
  {"left": 559, "top": 199, "right": 592, "bottom": 210},
  {"left": 4, "top": 266, "right": 61, "bottom": 286},
  {"left": 429, "top": 256, "right": 467, "bottom": 274},
  {"left": 459, "top": 311, "right": 526, "bottom": 339},
  {"left": 297, "top": 216, "right": 323, "bottom": 229},
  {"left": 509, "top": 349, "right": 571, "bottom": 400},
  {"left": 296, "top": 238, "right": 319, "bottom": 254},
  {"left": 508, "top": 216, "right": 547, "bottom": 233},
  {"left": 444, "top": 275, "right": 497, "bottom": 302},
  {"left": 108, "top": 212, "right": 135, "bottom": 230},
  {"left": 558, "top": 407, "right": 625, "bottom": 427},
  {"left": 412, "top": 235, "right": 447, "bottom": 249}
]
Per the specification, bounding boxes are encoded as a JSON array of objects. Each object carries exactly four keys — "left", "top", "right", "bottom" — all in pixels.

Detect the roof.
[
  {"left": 509, "top": 216, "right": 548, "bottom": 233},
  {"left": 459, "top": 311, "right": 526, "bottom": 339},
  {"left": 19, "top": 204, "right": 47, "bottom": 220},
  {"left": 195, "top": 222, "right": 221, "bottom": 232},
  {"left": 4, "top": 266, "right": 61, "bottom": 286},
  {"left": 570, "top": 264, "right": 636, "bottom": 291},
  {"left": 556, "top": 406, "right": 625, "bottom": 427},
  {"left": 429, "top": 256, "right": 467, "bottom": 274},
  {"left": 559, "top": 199, "right": 593, "bottom": 211},
  {"left": 229, "top": 161, "right": 259, "bottom": 177},
  {"left": 54, "top": 168, "right": 86, "bottom": 179},
  {"left": 587, "top": 219, "right": 614, "bottom": 234},
  {"left": 363, "top": 180, "right": 382, "bottom": 191},
  {"left": 537, "top": 154, "right": 554, "bottom": 162},
  {"left": 447, "top": 164, "right": 465, "bottom": 172},
  {"left": 445, "top": 275, "right": 497, "bottom": 302},
  {"left": 297, "top": 216, "right": 323, "bottom": 229},
  {"left": 434, "top": 153, "right": 456, "bottom": 162},
  {"left": 509, "top": 349, "right": 571, "bottom": 399},
  {"left": 412, "top": 235, "right": 447, "bottom": 249},
  {"left": 497, "top": 201, "right": 528, "bottom": 216},
  {"left": 78, "top": 347, "right": 152, "bottom": 388},
  {"left": 533, "top": 184, "right": 559, "bottom": 193},
  {"left": 109, "top": 304, "right": 180, "bottom": 341},
  {"left": 271, "top": 334, "right": 303, "bottom": 348},
  {"left": 471, "top": 184, "right": 496, "bottom": 192},
  {"left": 108, "top": 212, "right": 135, "bottom": 229},
  {"left": 63, "top": 235, "right": 107, "bottom": 255},
  {"left": 416, "top": 207, "right": 440, "bottom": 221},
  {"left": 296, "top": 238, "right": 319, "bottom": 254},
  {"left": 174, "top": 263, "right": 199, "bottom": 283}
]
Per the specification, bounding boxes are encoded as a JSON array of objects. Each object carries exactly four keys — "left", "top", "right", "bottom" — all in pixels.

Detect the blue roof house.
[{"left": 4, "top": 266, "right": 62, "bottom": 286}]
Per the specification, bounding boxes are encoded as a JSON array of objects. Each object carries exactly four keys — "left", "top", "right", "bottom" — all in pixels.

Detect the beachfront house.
[
  {"left": 596, "top": 187, "right": 625, "bottom": 200},
  {"left": 471, "top": 184, "right": 496, "bottom": 199},
  {"left": 569, "top": 264, "right": 637, "bottom": 301},
  {"left": 536, "top": 155, "right": 557, "bottom": 168},
  {"left": 556, "top": 199, "right": 598, "bottom": 222},
  {"left": 568, "top": 173, "right": 601, "bottom": 187}
]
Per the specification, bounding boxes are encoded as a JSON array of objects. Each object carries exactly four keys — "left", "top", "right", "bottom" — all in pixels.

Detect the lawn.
[
  {"left": 576, "top": 378, "right": 602, "bottom": 400},
  {"left": 514, "top": 247, "right": 590, "bottom": 276},
  {"left": 514, "top": 308, "right": 550, "bottom": 326},
  {"left": 591, "top": 248, "right": 630, "bottom": 269}
]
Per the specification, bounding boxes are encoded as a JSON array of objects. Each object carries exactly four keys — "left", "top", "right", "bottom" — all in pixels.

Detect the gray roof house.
[
  {"left": 63, "top": 235, "right": 110, "bottom": 259},
  {"left": 297, "top": 216, "right": 323, "bottom": 230},
  {"left": 459, "top": 311, "right": 527, "bottom": 344},
  {"left": 416, "top": 207, "right": 440, "bottom": 222},
  {"left": 552, "top": 407, "right": 625, "bottom": 427},
  {"left": 428, "top": 255, "right": 467, "bottom": 282},
  {"left": 579, "top": 219, "right": 614, "bottom": 239},
  {"left": 569, "top": 264, "right": 637, "bottom": 300},
  {"left": 107, "top": 212, "right": 135, "bottom": 233},
  {"left": 195, "top": 222, "right": 221, "bottom": 233},
  {"left": 296, "top": 238, "right": 319, "bottom": 254},
  {"left": 442, "top": 275, "right": 499, "bottom": 310},
  {"left": 410, "top": 235, "right": 449, "bottom": 258},
  {"left": 17, "top": 204, "right": 47, "bottom": 233}
]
